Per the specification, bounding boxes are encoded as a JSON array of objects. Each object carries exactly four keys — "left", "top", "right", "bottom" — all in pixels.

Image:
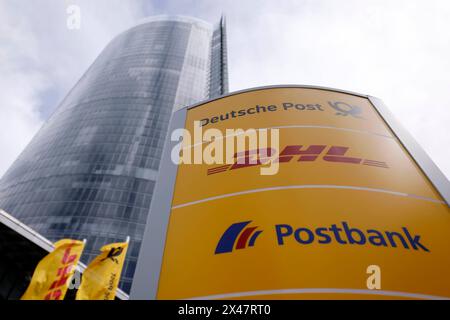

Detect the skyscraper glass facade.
[{"left": 0, "top": 15, "right": 228, "bottom": 293}]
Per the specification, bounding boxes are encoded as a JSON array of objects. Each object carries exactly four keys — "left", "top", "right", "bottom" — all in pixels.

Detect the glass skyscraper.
[{"left": 0, "top": 15, "right": 228, "bottom": 293}]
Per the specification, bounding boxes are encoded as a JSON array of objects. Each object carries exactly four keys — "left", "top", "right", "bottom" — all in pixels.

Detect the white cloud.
[
  {"left": 0, "top": 0, "right": 449, "bottom": 180},
  {"left": 0, "top": 2, "right": 49, "bottom": 177},
  {"left": 0, "top": 0, "right": 149, "bottom": 177}
]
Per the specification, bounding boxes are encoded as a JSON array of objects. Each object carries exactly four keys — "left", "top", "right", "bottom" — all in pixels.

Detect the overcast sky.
[{"left": 1, "top": 0, "right": 449, "bottom": 179}]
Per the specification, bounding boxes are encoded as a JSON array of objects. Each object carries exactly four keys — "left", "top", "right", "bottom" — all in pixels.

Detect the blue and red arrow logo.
[{"left": 215, "top": 221, "right": 263, "bottom": 254}]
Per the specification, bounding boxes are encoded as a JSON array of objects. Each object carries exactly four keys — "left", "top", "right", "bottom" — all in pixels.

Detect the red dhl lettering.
[
  {"left": 44, "top": 242, "right": 79, "bottom": 300},
  {"left": 207, "top": 145, "right": 388, "bottom": 175}
]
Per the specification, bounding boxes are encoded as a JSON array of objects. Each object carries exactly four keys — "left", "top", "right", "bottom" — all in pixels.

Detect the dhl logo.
[{"left": 207, "top": 145, "right": 389, "bottom": 175}]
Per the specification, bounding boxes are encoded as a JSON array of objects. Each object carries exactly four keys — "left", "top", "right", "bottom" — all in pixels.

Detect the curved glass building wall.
[{"left": 0, "top": 15, "right": 228, "bottom": 293}]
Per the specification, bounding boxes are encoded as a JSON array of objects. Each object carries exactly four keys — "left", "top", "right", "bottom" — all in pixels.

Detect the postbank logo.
[
  {"left": 207, "top": 144, "right": 389, "bottom": 175},
  {"left": 215, "top": 221, "right": 430, "bottom": 255},
  {"left": 215, "top": 221, "right": 263, "bottom": 254}
]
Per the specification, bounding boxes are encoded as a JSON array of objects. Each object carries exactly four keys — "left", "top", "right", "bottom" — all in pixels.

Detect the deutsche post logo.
[
  {"left": 328, "top": 101, "right": 363, "bottom": 119},
  {"left": 101, "top": 247, "right": 124, "bottom": 264},
  {"left": 215, "top": 221, "right": 263, "bottom": 254}
]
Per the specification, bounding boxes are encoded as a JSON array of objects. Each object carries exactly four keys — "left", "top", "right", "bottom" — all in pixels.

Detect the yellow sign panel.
[
  {"left": 173, "top": 128, "right": 441, "bottom": 206},
  {"left": 159, "top": 190, "right": 449, "bottom": 299},
  {"left": 157, "top": 87, "right": 449, "bottom": 299}
]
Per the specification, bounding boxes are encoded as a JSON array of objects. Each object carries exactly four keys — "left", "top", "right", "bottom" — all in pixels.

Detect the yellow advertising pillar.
[{"left": 131, "top": 86, "right": 450, "bottom": 300}]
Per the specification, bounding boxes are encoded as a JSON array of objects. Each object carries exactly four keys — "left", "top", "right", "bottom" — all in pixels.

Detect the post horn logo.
[
  {"left": 215, "top": 221, "right": 263, "bottom": 254},
  {"left": 101, "top": 247, "right": 124, "bottom": 264},
  {"left": 328, "top": 101, "right": 364, "bottom": 119}
]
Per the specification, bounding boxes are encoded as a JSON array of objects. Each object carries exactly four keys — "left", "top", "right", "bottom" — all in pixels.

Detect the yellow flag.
[
  {"left": 21, "top": 239, "right": 85, "bottom": 300},
  {"left": 76, "top": 241, "right": 128, "bottom": 300}
]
